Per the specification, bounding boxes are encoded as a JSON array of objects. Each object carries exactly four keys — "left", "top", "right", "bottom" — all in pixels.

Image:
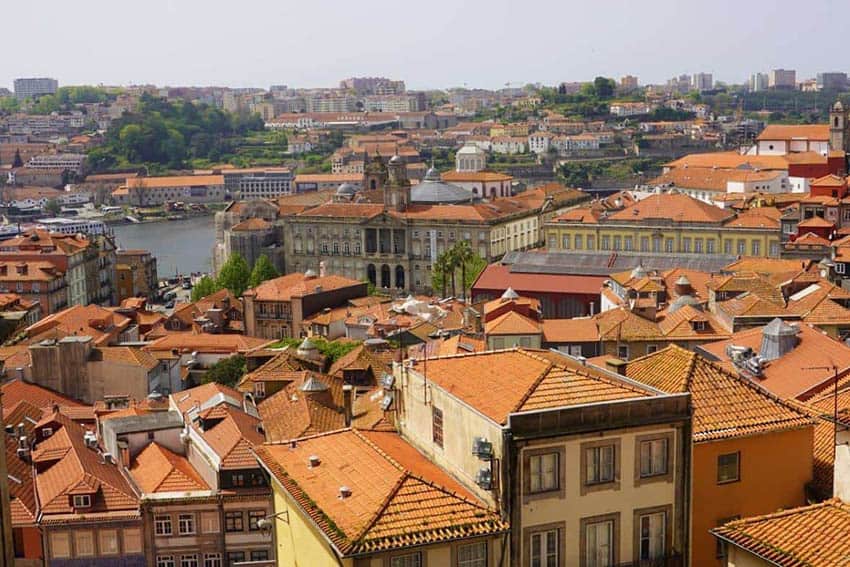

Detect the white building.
[
  {"left": 527, "top": 132, "right": 553, "bottom": 154},
  {"left": 455, "top": 143, "right": 487, "bottom": 172},
  {"left": 491, "top": 136, "right": 526, "bottom": 154},
  {"left": 749, "top": 73, "right": 769, "bottom": 92},
  {"left": 27, "top": 154, "right": 87, "bottom": 175},
  {"left": 691, "top": 73, "right": 713, "bottom": 91},
  {"left": 13, "top": 77, "right": 58, "bottom": 100}
]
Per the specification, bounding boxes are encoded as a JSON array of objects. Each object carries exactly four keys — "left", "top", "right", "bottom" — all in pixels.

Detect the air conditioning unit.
[
  {"left": 16, "top": 447, "right": 30, "bottom": 459},
  {"left": 475, "top": 467, "right": 493, "bottom": 490},
  {"left": 381, "top": 373, "right": 395, "bottom": 390},
  {"left": 472, "top": 437, "right": 493, "bottom": 460},
  {"left": 380, "top": 393, "right": 394, "bottom": 411}
]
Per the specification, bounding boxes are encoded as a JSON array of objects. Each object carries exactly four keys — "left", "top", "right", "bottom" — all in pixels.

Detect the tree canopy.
[
  {"left": 432, "top": 242, "right": 487, "bottom": 299},
  {"left": 217, "top": 253, "right": 251, "bottom": 298},
  {"left": 201, "top": 354, "right": 246, "bottom": 387},
  {"left": 248, "top": 254, "right": 279, "bottom": 288},
  {"left": 190, "top": 275, "right": 221, "bottom": 302},
  {"left": 88, "top": 93, "right": 264, "bottom": 171}
]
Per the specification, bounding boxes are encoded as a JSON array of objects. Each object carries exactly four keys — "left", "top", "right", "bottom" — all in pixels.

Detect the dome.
[
  {"left": 457, "top": 143, "right": 484, "bottom": 155},
  {"left": 336, "top": 182, "right": 358, "bottom": 196},
  {"left": 411, "top": 172, "right": 474, "bottom": 204}
]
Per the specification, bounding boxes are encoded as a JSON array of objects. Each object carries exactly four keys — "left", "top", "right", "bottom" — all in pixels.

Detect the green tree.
[
  {"left": 593, "top": 77, "right": 616, "bottom": 99},
  {"left": 445, "top": 247, "right": 459, "bottom": 298},
  {"left": 43, "top": 199, "right": 61, "bottom": 216},
  {"left": 453, "top": 241, "right": 474, "bottom": 301},
  {"left": 190, "top": 275, "right": 221, "bottom": 302},
  {"left": 248, "top": 254, "right": 279, "bottom": 288},
  {"left": 216, "top": 252, "right": 251, "bottom": 297},
  {"left": 202, "top": 354, "right": 245, "bottom": 387},
  {"left": 432, "top": 252, "right": 451, "bottom": 298}
]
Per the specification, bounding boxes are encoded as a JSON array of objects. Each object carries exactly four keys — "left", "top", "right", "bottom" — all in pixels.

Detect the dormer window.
[
  {"left": 254, "top": 382, "right": 265, "bottom": 398},
  {"left": 692, "top": 320, "right": 706, "bottom": 331},
  {"left": 73, "top": 494, "right": 91, "bottom": 508}
]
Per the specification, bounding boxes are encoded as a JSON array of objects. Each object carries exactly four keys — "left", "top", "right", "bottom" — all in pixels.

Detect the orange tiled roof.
[
  {"left": 1, "top": 379, "right": 84, "bottom": 418},
  {"left": 416, "top": 348, "right": 653, "bottom": 424},
  {"left": 541, "top": 318, "right": 600, "bottom": 343},
  {"left": 255, "top": 429, "right": 508, "bottom": 556},
  {"left": 625, "top": 345, "right": 813, "bottom": 441},
  {"left": 484, "top": 310, "right": 541, "bottom": 335},
  {"left": 231, "top": 217, "right": 272, "bottom": 232},
  {"left": 757, "top": 124, "right": 830, "bottom": 142},
  {"left": 32, "top": 413, "right": 138, "bottom": 519},
  {"left": 605, "top": 193, "right": 733, "bottom": 224},
  {"left": 699, "top": 323, "right": 850, "bottom": 400},
  {"left": 130, "top": 443, "right": 209, "bottom": 494},
  {"left": 244, "top": 272, "right": 364, "bottom": 302},
  {"left": 144, "top": 333, "right": 271, "bottom": 354},
  {"left": 25, "top": 304, "right": 131, "bottom": 347},
  {"left": 711, "top": 499, "right": 850, "bottom": 566}
]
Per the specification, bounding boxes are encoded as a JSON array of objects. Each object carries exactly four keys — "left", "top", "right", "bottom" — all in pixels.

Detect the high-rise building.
[
  {"left": 691, "top": 72, "right": 713, "bottom": 91},
  {"left": 749, "top": 72, "right": 769, "bottom": 92},
  {"left": 817, "top": 72, "right": 848, "bottom": 91},
  {"left": 769, "top": 69, "right": 797, "bottom": 89},
  {"left": 13, "top": 77, "right": 58, "bottom": 100}
]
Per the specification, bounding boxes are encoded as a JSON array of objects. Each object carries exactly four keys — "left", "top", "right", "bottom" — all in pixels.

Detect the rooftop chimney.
[
  {"left": 343, "top": 385, "right": 353, "bottom": 427},
  {"left": 339, "top": 486, "right": 352, "bottom": 499},
  {"left": 308, "top": 455, "right": 321, "bottom": 468},
  {"left": 319, "top": 261, "right": 326, "bottom": 278}
]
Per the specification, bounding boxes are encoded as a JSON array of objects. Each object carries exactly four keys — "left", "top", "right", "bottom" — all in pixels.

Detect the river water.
[{"left": 111, "top": 215, "right": 216, "bottom": 277}]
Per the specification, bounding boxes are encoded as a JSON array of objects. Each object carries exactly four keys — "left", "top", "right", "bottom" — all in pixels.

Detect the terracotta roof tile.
[
  {"left": 484, "top": 310, "right": 541, "bottom": 335},
  {"left": 605, "top": 193, "right": 733, "bottom": 224},
  {"left": 1, "top": 379, "right": 84, "bottom": 418},
  {"left": 130, "top": 443, "right": 209, "bottom": 494},
  {"left": 625, "top": 345, "right": 813, "bottom": 441},
  {"left": 245, "top": 273, "right": 364, "bottom": 302},
  {"left": 757, "top": 124, "right": 830, "bottom": 142},
  {"left": 255, "top": 429, "right": 507, "bottom": 556},
  {"left": 711, "top": 499, "right": 850, "bottom": 566},
  {"left": 541, "top": 318, "right": 600, "bottom": 343}
]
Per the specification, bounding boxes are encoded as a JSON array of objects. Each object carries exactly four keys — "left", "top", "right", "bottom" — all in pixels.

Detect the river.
[{"left": 111, "top": 215, "right": 216, "bottom": 277}]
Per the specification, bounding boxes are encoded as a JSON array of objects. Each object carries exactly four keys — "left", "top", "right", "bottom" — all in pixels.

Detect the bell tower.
[
  {"left": 829, "top": 100, "right": 848, "bottom": 153},
  {"left": 383, "top": 155, "right": 410, "bottom": 212},
  {"left": 363, "top": 151, "right": 387, "bottom": 192}
]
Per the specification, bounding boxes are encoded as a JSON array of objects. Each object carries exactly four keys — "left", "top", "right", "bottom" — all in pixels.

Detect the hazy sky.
[{"left": 5, "top": 0, "right": 848, "bottom": 90}]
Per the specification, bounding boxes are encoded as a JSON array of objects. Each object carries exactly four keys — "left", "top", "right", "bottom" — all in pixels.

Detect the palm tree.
[
  {"left": 434, "top": 252, "right": 450, "bottom": 298},
  {"left": 445, "top": 247, "right": 459, "bottom": 298},
  {"left": 453, "top": 241, "right": 474, "bottom": 301}
]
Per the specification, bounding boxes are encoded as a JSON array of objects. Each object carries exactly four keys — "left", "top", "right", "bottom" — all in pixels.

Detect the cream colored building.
[{"left": 395, "top": 348, "right": 692, "bottom": 566}]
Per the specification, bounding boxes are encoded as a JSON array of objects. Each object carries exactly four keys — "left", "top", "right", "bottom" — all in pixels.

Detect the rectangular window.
[
  {"left": 72, "top": 494, "right": 91, "bottom": 508},
  {"left": 390, "top": 552, "right": 422, "bottom": 567},
  {"left": 665, "top": 238, "right": 674, "bottom": 253},
  {"left": 225, "top": 511, "right": 244, "bottom": 532},
  {"left": 586, "top": 445, "right": 615, "bottom": 484},
  {"left": 769, "top": 241, "right": 779, "bottom": 257},
  {"left": 707, "top": 239, "right": 715, "bottom": 254},
  {"left": 646, "top": 344, "right": 658, "bottom": 354},
  {"left": 231, "top": 473, "right": 245, "bottom": 487},
  {"left": 694, "top": 238, "right": 703, "bottom": 253},
  {"left": 724, "top": 239, "right": 732, "bottom": 255},
  {"left": 640, "top": 236, "right": 649, "bottom": 252},
  {"left": 575, "top": 234, "right": 583, "bottom": 250},
  {"left": 617, "top": 345, "right": 629, "bottom": 360},
  {"left": 640, "top": 438, "right": 668, "bottom": 477},
  {"left": 624, "top": 236, "right": 633, "bottom": 251},
  {"left": 562, "top": 235, "right": 571, "bottom": 249},
  {"left": 613, "top": 236, "right": 621, "bottom": 250},
  {"left": 99, "top": 529, "right": 119, "bottom": 555},
  {"left": 201, "top": 511, "right": 219, "bottom": 533},
  {"left": 248, "top": 510, "right": 265, "bottom": 531},
  {"left": 51, "top": 532, "right": 71, "bottom": 558},
  {"left": 250, "top": 550, "right": 270, "bottom": 561},
  {"left": 737, "top": 239, "right": 746, "bottom": 255},
  {"left": 587, "top": 235, "right": 595, "bottom": 250},
  {"left": 254, "top": 381, "right": 265, "bottom": 398},
  {"left": 157, "top": 557, "right": 176, "bottom": 567},
  {"left": 682, "top": 237, "right": 691, "bottom": 252},
  {"left": 529, "top": 452, "right": 559, "bottom": 493},
  {"left": 124, "top": 528, "right": 142, "bottom": 553},
  {"left": 639, "top": 512, "right": 666, "bottom": 561},
  {"left": 432, "top": 406, "right": 444, "bottom": 448},
  {"left": 178, "top": 513, "right": 195, "bottom": 535},
  {"left": 585, "top": 519, "right": 614, "bottom": 567},
  {"left": 74, "top": 531, "right": 95, "bottom": 556},
  {"left": 718, "top": 452, "right": 740, "bottom": 484},
  {"left": 227, "top": 552, "right": 245, "bottom": 566},
  {"left": 531, "top": 529, "right": 558, "bottom": 567},
  {"left": 600, "top": 235, "right": 610, "bottom": 250},
  {"left": 181, "top": 555, "right": 199, "bottom": 567},
  {"left": 457, "top": 541, "right": 487, "bottom": 567},
  {"left": 751, "top": 240, "right": 761, "bottom": 256},
  {"left": 155, "top": 515, "right": 173, "bottom": 536},
  {"left": 204, "top": 554, "right": 222, "bottom": 567}
]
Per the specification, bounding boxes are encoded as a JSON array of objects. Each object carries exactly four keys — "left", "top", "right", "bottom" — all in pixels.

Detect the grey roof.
[
  {"left": 102, "top": 411, "right": 185, "bottom": 435},
  {"left": 411, "top": 175, "right": 474, "bottom": 204},
  {"left": 300, "top": 375, "right": 329, "bottom": 392},
  {"left": 336, "top": 182, "right": 358, "bottom": 196},
  {"left": 501, "top": 250, "right": 740, "bottom": 277},
  {"left": 668, "top": 294, "right": 701, "bottom": 314}
]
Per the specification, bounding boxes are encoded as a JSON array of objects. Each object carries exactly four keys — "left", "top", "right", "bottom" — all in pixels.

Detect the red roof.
[{"left": 472, "top": 264, "right": 604, "bottom": 295}]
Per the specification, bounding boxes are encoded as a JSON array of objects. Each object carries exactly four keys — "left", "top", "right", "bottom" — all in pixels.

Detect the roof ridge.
[
  {"left": 353, "top": 471, "right": 411, "bottom": 544},
  {"left": 719, "top": 498, "right": 845, "bottom": 529},
  {"left": 510, "top": 362, "right": 555, "bottom": 414}
]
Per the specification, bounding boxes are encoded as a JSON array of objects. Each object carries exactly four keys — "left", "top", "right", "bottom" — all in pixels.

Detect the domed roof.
[
  {"left": 336, "top": 182, "right": 358, "bottom": 196},
  {"left": 411, "top": 169, "right": 474, "bottom": 204},
  {"left": 457, "top": 143, "right": 485, "bottom": 155}
]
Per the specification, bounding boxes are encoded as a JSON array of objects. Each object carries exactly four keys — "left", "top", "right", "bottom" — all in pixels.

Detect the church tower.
[
  {"left": 383, "top": 155, "right": 410, "bottom": 212},
  {"left": 363, "top": 151, "right": 388, "bottom": 192},
  {"left": 829, "top": 100, "right": 849, "bottom": 153}
]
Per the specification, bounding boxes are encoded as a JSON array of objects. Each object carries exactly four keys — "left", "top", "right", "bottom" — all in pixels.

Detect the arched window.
[
  {"left": 395, "top": 266, "right": 405, "bottom": 289},
  {"left": 380, "top": 265, "right": 391, "bottom": 288},
  {"left": 366, "top": 264, "right": 377, "bottom": 286}
]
